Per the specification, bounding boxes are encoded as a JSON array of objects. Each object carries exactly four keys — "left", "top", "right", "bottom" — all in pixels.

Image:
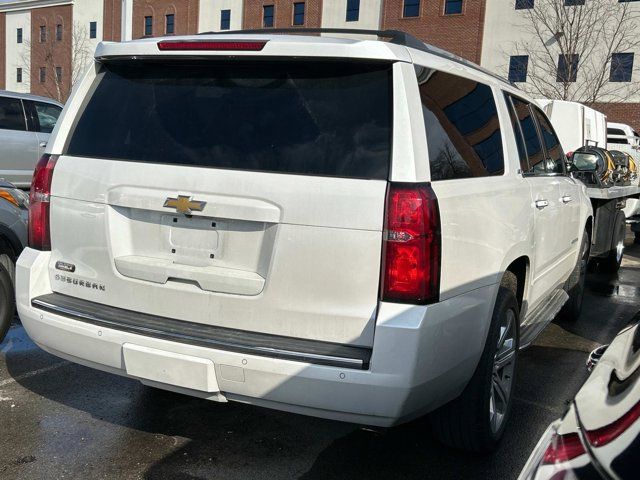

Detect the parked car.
[
  {"left": 0, "top": 90, "right": 63, "bottom": 188},
  {"left": 16, "top": 30, "right": 593, "bottom": 452},
  {"left": 0, "top": 180, "right": 28, "bottom": 342},
  {"left": 519, "top": 321, "right": 640, "bottom": 480}
]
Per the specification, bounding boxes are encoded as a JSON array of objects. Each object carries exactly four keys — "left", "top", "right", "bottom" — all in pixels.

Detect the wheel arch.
[
  {"left": 0, "top": 224, "right": 22, "bottom": 261},
  {"left": 503, "top": 256, "right": 529, "bottom": 315}
]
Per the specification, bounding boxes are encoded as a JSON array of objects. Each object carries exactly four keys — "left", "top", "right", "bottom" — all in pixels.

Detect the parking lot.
[{"left": 0, "top": 236, "right": 637, "bottom": 480}]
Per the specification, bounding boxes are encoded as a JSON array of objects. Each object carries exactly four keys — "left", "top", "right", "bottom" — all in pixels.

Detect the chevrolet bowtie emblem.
[{"left": 163, "top": 195, "right": 206, "bottom": 214}]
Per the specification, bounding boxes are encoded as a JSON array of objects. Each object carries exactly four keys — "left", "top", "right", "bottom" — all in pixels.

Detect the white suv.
[{"left": 16, "top": 30, "right": 593, "bottom": 452}]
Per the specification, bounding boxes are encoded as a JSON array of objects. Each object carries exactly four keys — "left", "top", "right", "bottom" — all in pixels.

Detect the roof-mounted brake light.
[{"left": 157, "top": 40, "right": 267, "bottom": 51}]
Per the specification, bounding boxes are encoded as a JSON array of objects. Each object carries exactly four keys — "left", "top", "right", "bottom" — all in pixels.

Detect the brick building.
[{"left": 0, "top": 0, "right": 638, "bottom": 129}]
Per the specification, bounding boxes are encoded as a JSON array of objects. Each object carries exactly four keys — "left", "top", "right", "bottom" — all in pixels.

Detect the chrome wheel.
[{"left": 490, "top": 308, "right": 516, "bottom": 434}]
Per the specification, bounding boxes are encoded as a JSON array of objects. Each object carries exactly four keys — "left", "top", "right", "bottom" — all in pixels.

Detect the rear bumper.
[{"left": 16, "top": 248, "right": 496, "bottom": 427}]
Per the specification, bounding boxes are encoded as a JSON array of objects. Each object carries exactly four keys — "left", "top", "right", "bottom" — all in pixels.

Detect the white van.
[{"left": 16, "top": 30, "right": 593, "bottom": 452}]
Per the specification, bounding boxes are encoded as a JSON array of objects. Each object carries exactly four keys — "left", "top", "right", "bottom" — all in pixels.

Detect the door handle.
[
  {"left": 39, "top": 141, "right": 47, "bottom": 148},
  {"left": 561, "top": 195, "right": 573, "bottom": 204},
  {"left": 535, "top": 199, "right": 549, "bottom": 209}
]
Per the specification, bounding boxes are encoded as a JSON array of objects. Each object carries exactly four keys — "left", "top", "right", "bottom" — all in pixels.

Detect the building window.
[
  {"left": 17, "top": 28, "right": 23, "bottom": 44},
  {"left": 144, "top": 16, "right": 153, "bottom": 36},
  {"left": 166, "top": 14, "right": 175, "bottom": 34},
  {"left": 39, "top": 67, "right": 46, "bottom": 83},
  {"left": 16, "top": 68, "right": 22, "bottom": 83},
  {"left": 508, "top": 55, "right": 529, "bottom": 82},
  {"left": 444, "top": 0, "right": 463, "bottom": 14},
  {"left": 220, "top": 10, "right": 231, "bottom": 30},
  {"left": 40, "top": 25, "right": 46, "bottom": 43},
  {"left": 346, "top": 0, "right": 360, "bottom": 21},
  {"left": 263, "top": 5, "right": 274, "bottom": 27},
  {"left": 557, "top": 54, "right": 579, "bottom": 82},
  {"left": 564, "top": 0, "right": 585, "bottom": 5},
  {"left": 515, "top": 0, "right": 534, "bottom": 8},
  {"left": 89, "top": 21, "right": 97, "bottom": 39},
  {"left": 56, "top": 24, "right": 62, "bottom": 41},
  {"left": 403, "top": 0, "right": 420, "bottom": 17},
  {"left": 293, "top": 3, "right": 305, "bottom": 25},
  {"left": 55, "top": 67, "right": 62, "bottom": 83},
  {"left": 610, "top": 53, "right": 634, "bottom": 82}
]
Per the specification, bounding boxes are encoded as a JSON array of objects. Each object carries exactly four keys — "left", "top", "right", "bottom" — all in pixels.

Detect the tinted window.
[
  {"left": 66, "top": 61, "right": 392, "bottom": 180},
  {"left": 417, "top": 70, "right": 504, "bottom": 180},
  {"left": 510, "top": 97, "right": 545, "bottom": 174},
  {"left": 90, "top": 21, "right": 97, "bottom": 39},
  {"left": 533, "top": 107, "right": 565, "bottom": 174},
  {"left": 608, "top": 138, "right": 629, "bottom": 145},
  {"left": 608, "top": 128, "right": 626, "bottom": 135},
  {"left": 35, "top": 102, "right": 61, "bottom": 134},
  {"left": 0, "top": 97, "right": 26, "bottom": 131}
]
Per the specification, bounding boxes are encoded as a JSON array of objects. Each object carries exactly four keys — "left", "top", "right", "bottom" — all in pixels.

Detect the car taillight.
[
  {"left": 29, "top": 154, "right": 58, "bottom": 250},
  {"left": 585, "top": 399, "right": 640, "bottom": 447},
  {"left": 542, "top": 432, "right": 586, "bottom": 464},
  {"left": 157, "top": 40, "right": 267, "bottom": 51},
  {"left": 380, "top": 183, "right": 440, "bottom": 304}
]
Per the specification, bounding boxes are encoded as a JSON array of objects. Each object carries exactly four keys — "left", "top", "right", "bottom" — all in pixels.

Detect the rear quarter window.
[
  {"left": 416, "top": 69, "right": 505, "bottom": 181},
  {"left": 65, "top": 60, "right": 393, "bottom": 180}
]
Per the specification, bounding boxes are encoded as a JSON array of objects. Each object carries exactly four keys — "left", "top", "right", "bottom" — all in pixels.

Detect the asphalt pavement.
[{"left": 2, "top": 238, "right": 640, "bottom": 480}]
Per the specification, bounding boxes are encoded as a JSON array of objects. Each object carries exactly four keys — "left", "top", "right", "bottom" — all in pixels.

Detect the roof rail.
[{"left": 198, "top": 28, "right": 513, "bottom": 86}]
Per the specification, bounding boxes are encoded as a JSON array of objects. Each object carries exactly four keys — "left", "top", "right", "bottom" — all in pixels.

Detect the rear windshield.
[{"left": 66, "top": 60, "right": 393, "bottom": 179}]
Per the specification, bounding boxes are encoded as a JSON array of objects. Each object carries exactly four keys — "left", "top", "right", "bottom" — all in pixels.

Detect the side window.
[
  {"left": 34, "top": 102, "right": 62, "bottom": 134},
  {"left": 533, "top": 107, "right": 565, "bottom": 174},
  {"left": 417, "top": 69, "right": 505, "bottom": 181},
  {"left": 0, "top": 97, "right": 27, "bottom": 132},
  {"left": 504, "top": 94, "right": 529, "bottom": 172},
  {"left": 509, "top": 96, "right": 545, "bottom": 174}
]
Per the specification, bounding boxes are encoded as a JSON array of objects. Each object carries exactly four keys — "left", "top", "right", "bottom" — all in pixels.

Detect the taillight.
[
  {"left": 29, "top": 154, "right": 58, "bottom": 250},
  {"left": 381, "top": 183, "right": 440, "bottom": 304},
  {"left": 542, "top": 432, "right": 586, "bottom": 464},
  {"left": 157, "top": 40, "right": 267, "bottom": 51},
  {"left": 585, "top": 399, "right": 640, "bottom": 447}
]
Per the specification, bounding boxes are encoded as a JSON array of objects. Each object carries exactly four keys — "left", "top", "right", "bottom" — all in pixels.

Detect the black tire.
[
  {"left": 430, "top": 272, "right": 519, "bottom": 452},
  {"left": 599, "top": 211, "right": 626, "bottom": 274},
  {"left": 0, "top": 263, "right": 14, "bottom": 343},
  {"left": 559, "top": 231, "right": 589, "bottom": 322}
]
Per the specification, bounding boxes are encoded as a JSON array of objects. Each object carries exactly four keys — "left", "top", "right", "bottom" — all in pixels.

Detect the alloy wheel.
[{"left": 490, "top": 308, "right": 516, "bottom": 434}]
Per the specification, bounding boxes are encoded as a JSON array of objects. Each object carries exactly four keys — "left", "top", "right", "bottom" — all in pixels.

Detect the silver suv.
[{"left": 0, "top": 90, "right": 63, "bottom": 188}]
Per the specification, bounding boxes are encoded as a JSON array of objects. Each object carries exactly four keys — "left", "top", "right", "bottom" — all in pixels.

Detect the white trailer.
[{"left": 536, "top": 99, "right": 608, "bottom": 152}]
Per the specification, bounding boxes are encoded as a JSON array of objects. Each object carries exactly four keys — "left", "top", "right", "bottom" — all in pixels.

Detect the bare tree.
[
  {"left": 511, "top": 0, "right": 640, "bottom": 103},
  {"left": 19, "top": 21, "right": 92, "bottom": 102}
]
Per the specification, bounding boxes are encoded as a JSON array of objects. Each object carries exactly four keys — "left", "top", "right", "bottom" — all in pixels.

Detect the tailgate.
[{"left": 46, "top": 59, "right": 393, "bottom": 347}]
